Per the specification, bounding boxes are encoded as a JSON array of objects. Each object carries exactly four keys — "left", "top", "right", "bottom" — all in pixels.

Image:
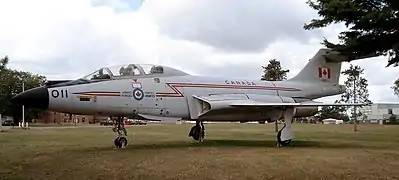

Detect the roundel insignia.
[{"left": 133, "top": 88, "right": 144, "bottom": 101}]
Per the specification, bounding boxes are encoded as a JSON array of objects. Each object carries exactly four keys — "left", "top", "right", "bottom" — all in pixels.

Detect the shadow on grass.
[{"left": 79, "top": 139, "right": 383, "bottom": 152}]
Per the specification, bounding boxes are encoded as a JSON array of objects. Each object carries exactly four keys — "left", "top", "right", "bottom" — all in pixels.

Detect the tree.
[
  {"left": 304, "top": 0, "right": 399, "bottom": 67},
  {"left": 315, "top": 106, "right": 350, "bottom": 122},
  {"left": 260, "top": 59, "right": 290, "bottom": 128},
  {"left": 0, "top": 56, "right": 8, "bottom": 71},
  {"left": 389, "top": 114, "right": 397, "bottom": 124},
  {"left": 336, "top": 64, "right": 372, "bottom": 130},
  {"left": 391, "top": 79, "right": 399, "bottom": 97},
  {"left": 261, "top": 59, "right": 290, "bottom": 81},
  {"left": 0, "top": 56, "right": 47, "bottom": 124}
]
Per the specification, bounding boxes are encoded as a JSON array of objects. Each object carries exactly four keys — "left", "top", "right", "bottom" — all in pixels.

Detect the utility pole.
[
  {"left": 0, "top": 114, "right": 2, "bottom": 132},
  {"left": 22, "top": 81, "right": 25, "bottom": 129},
  {"left": 353, "top": 74, "right": 358, "bottom": 132}
]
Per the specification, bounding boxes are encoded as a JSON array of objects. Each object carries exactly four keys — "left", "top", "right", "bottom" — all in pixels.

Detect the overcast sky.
[{"left": 1, "top": 0, "right": 398, "bottom": 103}]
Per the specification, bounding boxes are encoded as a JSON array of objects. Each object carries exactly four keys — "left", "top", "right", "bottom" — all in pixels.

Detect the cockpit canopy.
[{"left": 81, "top": 64, "right": 189, "bottom": 81}]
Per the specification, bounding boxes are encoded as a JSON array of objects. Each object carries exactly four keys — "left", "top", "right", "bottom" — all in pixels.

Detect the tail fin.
[
  {"left": 288, "top": 48, "right": 341, "bottom": 84},
  {"left": 288, "top": 48, "right": 375, "bottom": 84}
]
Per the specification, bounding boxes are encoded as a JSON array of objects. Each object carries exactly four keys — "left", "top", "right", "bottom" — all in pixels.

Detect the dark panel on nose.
[{"left": 11, "top": 86, "right": 49, "bottom": 109}]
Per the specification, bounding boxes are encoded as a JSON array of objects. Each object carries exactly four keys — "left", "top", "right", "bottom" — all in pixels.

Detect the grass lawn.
[{"left": 1, "top": 123, "right": 399, "bottom": 180}]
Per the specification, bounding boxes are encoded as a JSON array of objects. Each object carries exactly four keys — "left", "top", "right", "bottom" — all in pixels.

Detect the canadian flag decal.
[{"left": 318, "top": 67, "right": 331, "bottom": 80}]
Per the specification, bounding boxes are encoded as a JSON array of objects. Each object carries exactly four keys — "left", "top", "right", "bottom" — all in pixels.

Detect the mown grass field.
[{"left": 1, "top": 123, "right": 399, "bottom": 180}]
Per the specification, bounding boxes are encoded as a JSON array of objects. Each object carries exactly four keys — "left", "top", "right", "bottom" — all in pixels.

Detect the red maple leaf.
[{"left": 323, "top": 69, "right": 328, "bottom": 75}]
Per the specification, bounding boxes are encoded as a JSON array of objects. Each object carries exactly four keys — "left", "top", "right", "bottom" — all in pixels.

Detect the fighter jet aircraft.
[{"left": 11, "top": 48, "right": 374, "bottom": 148}]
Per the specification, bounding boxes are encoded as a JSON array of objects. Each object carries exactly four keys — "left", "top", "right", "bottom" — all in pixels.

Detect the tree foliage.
[
  {"left": 315, "top": 106, "right": 350, "bottom": 122},
  {"left": 0, "top": 56, "right": 47, "bottom": 123},
  {"left": 304, "top": 0, "right": 399, "bottom": 67},
  {"left": 389, "top": 114, "right": 397, "bottom": 123},
  {"left": 336, "top": 64, "right": 372, "bottom": 120},
  {"left": 391, "top": 79, "right": 399, "bottom": 97},
  {"left": 261, "top": 59, "right": 290, "bottom": 81},
  {"left": 0, "top": 56, "right": 9, "bottom": 71}
]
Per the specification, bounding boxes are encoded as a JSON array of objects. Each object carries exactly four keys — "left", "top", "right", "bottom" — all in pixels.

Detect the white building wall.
[{"left": 359, "top": 103, "right": 399, "bottom": 120}]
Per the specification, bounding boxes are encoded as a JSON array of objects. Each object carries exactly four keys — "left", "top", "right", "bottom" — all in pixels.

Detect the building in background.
[
  {"left": 322, "top": 118, "right": 343, "bottom": 124},
  {"left": 39, "top": 111, "right": 108, "bottom": 124},
  {"left": 359, "top": 103, "right": 399, "bottom": 124}
]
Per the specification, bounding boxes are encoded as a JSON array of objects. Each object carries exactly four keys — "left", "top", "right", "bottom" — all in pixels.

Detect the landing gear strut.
[
  {"left": 276, "top": 108, "right": 294, "bottom": 147},
  {"left": 188, "top": 120, "right": 205, "bottom": 142},
  {"left": 112, "top": 117, "right": 128, "bottom": 148}
]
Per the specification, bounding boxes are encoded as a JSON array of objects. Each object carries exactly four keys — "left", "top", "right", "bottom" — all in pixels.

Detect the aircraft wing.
[
  {"left": 229, "top": 100, "right": 371, "bottom": 108},
  {"left": 191, "top": 95, "right": 371, "bottom": 118},
  {"left": 193, "top": 95, "right": 370, "bottom": 108}
]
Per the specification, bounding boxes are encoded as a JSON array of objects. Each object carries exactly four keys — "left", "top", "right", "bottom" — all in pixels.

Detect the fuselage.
[
  {"left": 10, "top": 49, "right": 353, "bottom": 122},
  {"left": 45, "top": 75, "right": 344, "bottom": 120}
]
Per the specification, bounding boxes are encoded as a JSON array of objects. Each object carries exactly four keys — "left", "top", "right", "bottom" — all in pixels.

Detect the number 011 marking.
[{"left": 51, "top": 89, "right": 68, "bottom": 98}]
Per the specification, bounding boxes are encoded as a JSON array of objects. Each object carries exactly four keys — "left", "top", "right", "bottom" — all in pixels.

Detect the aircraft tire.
[
  {"left": 118, "top": 137, "right": 128, "bottom": 148},
  {"left": 192, "top": 127, "right": 200, "bottom": 141},
  {"left": 114, "top": 137, "right": 128, "bottom": 148},
  {"left": 114, "top": 137, "right": 121, "bottom": 147},
  {"left": 276, "top": 129, "right": 291, "bottom": 146},
  {"left": 189, "top": 125, "right": 205, "bottom": 141},
  {"left": 189, "top": 126, "right": 195, "bottom": 137}
]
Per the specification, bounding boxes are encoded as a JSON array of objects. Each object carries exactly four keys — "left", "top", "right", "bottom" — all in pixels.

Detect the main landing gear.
[
  {"left": 188, "top": 120, "right": 205, "bottom": 142},
  {"left": 112, "top": 117, "right": 128, "bottom": 148},
  {"left": 186, "top": 108, "right": 295, "bottom": 147},
  {"left": 276, "top": 108, "right": 294, "bottom": 147}
]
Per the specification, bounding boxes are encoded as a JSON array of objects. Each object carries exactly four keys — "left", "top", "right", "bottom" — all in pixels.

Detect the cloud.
[
  {"left": 0, "top": 0, "right": 398, "bottom": 104},
  {"left": 146, "top": 0, "right": 323, "bottom": 52}
]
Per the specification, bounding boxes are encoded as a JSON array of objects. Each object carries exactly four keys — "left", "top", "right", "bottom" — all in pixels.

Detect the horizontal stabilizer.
[{"left": 324, "top": 50, "right": 378, "bottom": 62}]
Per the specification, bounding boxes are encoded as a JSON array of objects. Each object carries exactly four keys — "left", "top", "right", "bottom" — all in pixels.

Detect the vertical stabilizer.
[{"left": 288, "top": 48, "right": 343, "bottom": 84}]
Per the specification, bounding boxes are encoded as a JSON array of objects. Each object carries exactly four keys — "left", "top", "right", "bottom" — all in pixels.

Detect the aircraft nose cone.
[{"left": 11, "top": 86, "right": 49, "bottom": 109}]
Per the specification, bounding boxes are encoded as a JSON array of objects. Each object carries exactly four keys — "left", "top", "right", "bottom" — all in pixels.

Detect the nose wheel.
[
  {"left": 112, "top": 117, "right": 128, "bottom": 148},
  {"left": 114, "top": 136, "right": 128, "bottom": 148}
]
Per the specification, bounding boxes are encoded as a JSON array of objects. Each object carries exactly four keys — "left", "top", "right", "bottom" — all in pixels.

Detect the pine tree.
[
  {"left": 304, "top": 0, "right": 399, "bottom": 67},
  {"left": 260, "top": 59, "right": 290, "bottom": 129},
  {"left": 391, "top": 79, "right": 399, "bottom": 97},
  {"left": 303, "top": 0, "right": 399, "bottom": 110},
  {"left": 337, "top": 64, "right": 372, "bottom": 131},
  {"left": 261, "top": 59, "right": 289, "bottom": 81}
]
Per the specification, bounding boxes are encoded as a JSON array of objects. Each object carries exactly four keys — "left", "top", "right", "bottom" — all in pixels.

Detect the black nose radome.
[{"left": 11, "top": 86, "right": 49, "bottom": 109}]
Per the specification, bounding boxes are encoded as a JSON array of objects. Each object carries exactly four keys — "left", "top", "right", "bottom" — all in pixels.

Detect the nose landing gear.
[{"left": 112, "top": 117, "right": 128, "bottom": 148}]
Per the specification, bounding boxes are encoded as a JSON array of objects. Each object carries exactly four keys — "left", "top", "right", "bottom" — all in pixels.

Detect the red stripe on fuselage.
[
  {"left": 156, "top": 83, "right": 301, "bottom": 97},
  {"left": 73, "top": 91, "right": 121, "bottom": 97},
  {"left": 71, "top": 83, "right": 301, "bottom": 98}
]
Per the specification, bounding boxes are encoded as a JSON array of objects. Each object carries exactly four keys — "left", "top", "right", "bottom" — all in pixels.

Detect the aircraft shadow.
[
  {"left": 80, "top": 139, "right": 383, "bottom": 152},
  {"left": 126, "top": 140, "right": 375, "bottom": 149}
]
